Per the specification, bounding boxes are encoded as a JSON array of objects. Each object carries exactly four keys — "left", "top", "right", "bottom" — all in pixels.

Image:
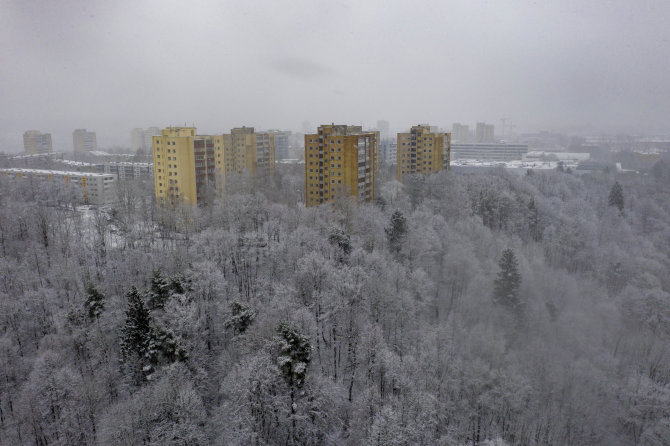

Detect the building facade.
[
  {"left": 98, "top": 162, "right": 153, "bottom": 180},
  {"left": 225, "top": 127, "right": 275, "bottom": 176},
  {"left": 23, "top": 130, "right": 53, "bottom": 154},
  {"left": 73, "top": 129, "right": 97, "bottom": 154},
  {"left": 304, "top": 124, "right": 376, "bottom": 207},
  {"left": 143, "top": 127, "right": 160, "bottom": 152},
  {"left": 396, "top": 125, "right": 451, "bottom": 181},
  {"left": 451, "top": 123, "right": 470, "bottom": 142},
  {"left": 152, "top": 127, "right": 224, "bottom": 206},
  {"left": 267, "top": 129, "right": 291, "bottom": 160},
  {"left": 0, "top": 168, "right": 116, "bottom": 205},
  {"left": 131, "top": 128, "right": 145, "bottom": 151},
  {"left": 451, "top": 143, "right": 529, "bottom": 161},
  {"left": 475, "top": 122, "right": 495, "bottom": 143},
  {"left": 152, "top": 126, "right": 276, "bottom": 206}
]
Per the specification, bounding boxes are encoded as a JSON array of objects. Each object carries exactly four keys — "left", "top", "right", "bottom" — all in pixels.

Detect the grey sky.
[{"left": 1, "top": 0, "right": 669, "bottom": 151}]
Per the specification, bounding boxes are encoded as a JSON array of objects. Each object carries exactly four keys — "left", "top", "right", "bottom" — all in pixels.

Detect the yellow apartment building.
[
  {"left": 396, "top": 124, "right": 451, "bottom": 181},
  {"left": 152, "top": 127, "right": 225, "bottom": 206},
  {"left": 152, "top": 126, "right": 275, "bottom": 206},
  {"left": 225, "top": 127, "right": 275, "bottom": 176},
  {"left": 304, "top": 124, "right": 376, "bottom": 207}
]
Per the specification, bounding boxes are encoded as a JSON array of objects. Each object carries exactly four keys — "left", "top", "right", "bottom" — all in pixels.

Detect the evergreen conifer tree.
[
  {"left": 493, "top": 249, "right": 522, "bottom": 313},
  {"left": 608, "top": 181, "right": 624, "bottom": 212},
  {"left": 385, "top": 210, "right": 407, "bottom": 256},
  {"left": 120, "top": 286, "right": 155, "bottom": 383},
  {"left": 147, "top": 269, "right": 171, "bottom": 309},
  {"left": 84, "top": 283, "right": 105, "bottom": 321}
]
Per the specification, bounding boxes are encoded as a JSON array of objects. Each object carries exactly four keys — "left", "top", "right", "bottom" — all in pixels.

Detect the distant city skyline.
[{"left": 2, "top": 0, "right": 670, "bottom": 152}]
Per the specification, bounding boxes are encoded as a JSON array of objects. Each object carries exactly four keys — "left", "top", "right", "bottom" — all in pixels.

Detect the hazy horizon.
[{"left": 2, "top": 0, "right": 670, "bottom": 152}]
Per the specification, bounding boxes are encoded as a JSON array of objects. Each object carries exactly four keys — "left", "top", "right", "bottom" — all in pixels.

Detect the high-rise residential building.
[
  {"left": 452, "top": 123, "right": 470, "bottom": 142},
  {"left": 73, "top": 129, "right": 97, "bottom": 154},
  {"left": 475, "top": 122, "right": 495, "bottom": 143},
  {"left": 267, "top": 129, "right": 291, "bottom": 161},
  {"left": 304, "top": 124, "right": 376, "bottom": 207},
  {"left": 143, "top": 127, "right": 160, "bottom": 152},
  {"left": 23, "top": 130, "right": 53, "bottom": 154},
  {"left": 396, "top": 124, "right": 451, "bottom": 181},
  {"left": 152, "top": 126, "right": 275, "bottom": 206},
  {"left": 380, "top": 140, "right": 398, "bottom": 165},
  {"left": 225, "top": 127, "right": 275, "bottom": 176},
  {"left": 131, "top": 128, "right": 145, "bottom": 151},
  {"left": 131, "top": 127, "right": 160, "bottom": 153},
  {"left": 152, "top": 127, "right": 224, "bottom": 206},
  {"left": 376, "top": 120, "right": 391, "bottom": 140}
]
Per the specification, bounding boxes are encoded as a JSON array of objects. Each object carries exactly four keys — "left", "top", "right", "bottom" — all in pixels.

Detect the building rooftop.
[{"left": 0, "top": 168, "right": 115, "bottom": 178}]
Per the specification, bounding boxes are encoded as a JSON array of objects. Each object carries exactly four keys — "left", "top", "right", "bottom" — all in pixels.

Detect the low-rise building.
[
  {"left": 98, "top": 162, "right": 153, "bottom": 180},
  {"left": 451, "top": 143, "right": 528, "bottom": 161},
  {"left": 0, "top": 168, "right": 116, "bottom": 205}
]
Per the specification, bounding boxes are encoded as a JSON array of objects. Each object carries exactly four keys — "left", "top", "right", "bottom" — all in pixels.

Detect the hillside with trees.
[{"left": 1, "top": 164, "right": 670, "bottom": 445}]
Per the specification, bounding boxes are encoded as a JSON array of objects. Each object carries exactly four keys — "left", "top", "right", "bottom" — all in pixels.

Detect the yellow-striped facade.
[
  {"left": 396, "top": 125, "right": 451, "bottom": 181},
  {"left": 304, "top": 124, "right": 376, "bottom": 207},
  {"left": 152, "top": 126, "right": 275, "bottom": 206}
]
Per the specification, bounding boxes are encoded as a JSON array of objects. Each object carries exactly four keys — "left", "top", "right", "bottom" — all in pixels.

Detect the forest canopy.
[{"left": 1, "top": 163, "right": 670, "bottom": 445}]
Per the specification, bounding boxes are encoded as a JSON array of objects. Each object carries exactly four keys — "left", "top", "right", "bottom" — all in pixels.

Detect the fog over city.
[
  {"left": 2, "top": 0, "right": 670, "bottom": 150},
  {"left": 4, "top": 2, "right": 670, "bottom": 446}
]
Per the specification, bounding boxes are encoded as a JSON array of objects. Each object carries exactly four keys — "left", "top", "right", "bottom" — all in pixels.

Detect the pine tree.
[
  {"left": 224, "top": 301, "right": 256, "bottom": 334},
  {"left": 385, "top": 210, "right": 407, "bottom": 256},
  {"left": 608, "top": 181, "right": 624, "bottom": 213},
  {"left": 147, "top": 269, "right": 171, "bottom": 309},
  {"left": 527, "top": 197, "right": 541, "bottom": 242},
  {"left": 273, "top": 322, "right": 311, "bottom": 444},
  {"left": 493, "top": 249, "right": 522, "bottom": 313},
  {"left": 328, "top": 227, "right": 351, "bottom": 262},
  {"left": 274, "top": 322, "right": 311, "bottom": 388},
  {"left": 119, "top": 286, "right": 155, "bottom": 383},
  {"left": 84, "top": 283, "right": 105, "bottom": 321}
]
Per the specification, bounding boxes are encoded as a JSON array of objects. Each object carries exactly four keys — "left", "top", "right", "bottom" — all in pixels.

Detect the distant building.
[
  {"left": 23, "top": 130, "right": 53, "bottom": 154},
  {"left": 475, "top": 122, "right": 495, "bottom": 143},
  {"left": 396, "top": 125, "right": 451, "bottom": 181},
  {"left": 227, "top": 127, "right": 276, "bottom": 176},
  {"left": 73, "top": 129, "right": 97, "bottom": 154},
  {"left": 130, "top": 128, "right": 145, "bottom": 151},
  {"left": 452, "top": 143, "right": 528, "bottom": 161},
  {"left": 267, "top": 129, "right": 291, "bottom": 160},
  {"left": 98, "top": 162, "right": 153, "bottom": 180},
  {"left": 376, "top": 120, "right": 391, "bottom": 140},
  {"left": 152, "top": 126, "right": 274, "bottom": 206},
  {"left": 452, "top": 123, "right": 470, "bottom": 142},
  {"left": 380, "top": 140, "right": 397, "bottom": 165},
  {"left": 304, "top": 124, "right": 377, "bottom": 207},
  {"left": 0, "top": 168, "right": 116, "bottom": 205},
  {"left": 143, "top": 127, "right": 160, "bottom": 152}
]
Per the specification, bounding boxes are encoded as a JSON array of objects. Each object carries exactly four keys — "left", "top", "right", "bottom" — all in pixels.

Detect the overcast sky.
[{"left": 1, "top": 0, "right": 669, "bottom": 151}]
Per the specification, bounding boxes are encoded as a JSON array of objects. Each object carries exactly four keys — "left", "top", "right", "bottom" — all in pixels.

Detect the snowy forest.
[{"left": 2, "top": 161, "right": 670, "bottom": 446}]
